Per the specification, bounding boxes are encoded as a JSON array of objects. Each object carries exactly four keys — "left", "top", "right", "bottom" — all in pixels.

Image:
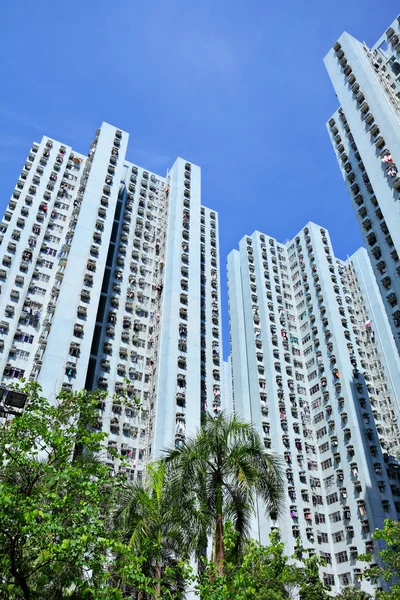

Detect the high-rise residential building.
[
  {"left": 227, "top": 222, "right": 400, "bottom": 594},
  {"left": 324, "top": 15, "right": 400, "bottom": 355},
  {"left": 0, "top": 122, "right": 224, "bottom": 475}
]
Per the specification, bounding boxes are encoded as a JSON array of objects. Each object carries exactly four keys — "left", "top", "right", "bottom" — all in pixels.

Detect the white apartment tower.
[
  {"left": 227, "top": 222, "right": 400, "bottom": 594},
  {"left": 0, "top": 122, "right": 224, "bottom": 474},
  {"left": 324, "top": 14, "right": 400, "bottom": 355}
]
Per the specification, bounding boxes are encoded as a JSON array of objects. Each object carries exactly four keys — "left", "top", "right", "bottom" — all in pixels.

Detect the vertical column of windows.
[{"left": 174, "top": 164, "right": 191, "bottom": 445}]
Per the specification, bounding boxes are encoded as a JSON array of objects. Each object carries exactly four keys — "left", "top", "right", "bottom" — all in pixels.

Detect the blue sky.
[{"left": 0, "top": 1, "right": 397, "bottom": 356}]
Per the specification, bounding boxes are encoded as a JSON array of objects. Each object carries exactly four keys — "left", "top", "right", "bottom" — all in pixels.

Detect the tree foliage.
[
  {"left": 196, "top": 526, "right": 330, "bottom": 600},
  {"left": 116, "top": 460, "right": 198, "bottom": 599},
  {"left": 358, "top": 518, "right": 400, "bottom": 600},
  {"left": 0, "top": 381, "right": 152, "bottom": 599},
  {"left": 334, "top": 588, "right": 372, "bottom": 600}
]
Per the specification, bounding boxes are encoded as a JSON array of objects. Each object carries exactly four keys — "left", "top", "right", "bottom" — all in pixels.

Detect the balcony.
[
  {"left": 387, "top": 292, "right": 397, "bottom": 307},
  {"left": 348, "top": 73, "right": 356, "bottom": 85},
  {"left": 336, "top": 143, "right": 345, "bottom": 155},
  {"left": 369, "top": 122, "right": 380, "bottom": 136},
  {"left": 364, "top": 112, "right": 374, "bottom": 124},
  {"left": 65, "top": 362, "right": 77, "bottom": 377},
  {"left": 392, "top": 177, "right": 400, "bottom": 190},
  {"left": 362, "top": 218, "right": 372, "bottom": 231},
  {"left": 354, "top": 194, "right": 363, "bottom": 206},
  {"left": 81, "top": 289, "right": 90, "bottom": 301},
  {"left": 98, "top": 377, "right": 108, "bottom": 389}
]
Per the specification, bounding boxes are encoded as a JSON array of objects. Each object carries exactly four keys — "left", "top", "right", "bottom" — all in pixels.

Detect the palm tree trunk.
[
  {"left": 154, "top": 525, "right": 162, "bottom": 599},
  {"left": 215, "top": 481, "right": 225, "bottom": 575},
  {"left": 155, "top": 561, "right": 161, "bottom": 598}
]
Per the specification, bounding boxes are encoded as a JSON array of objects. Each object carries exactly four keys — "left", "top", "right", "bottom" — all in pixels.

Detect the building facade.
[
  {"left": 324, "top": 15, "right": 400, "bottom": 356},
  {"left": 0, "top": 122, "right": 224, "bottom": 475},
  {"left": 227, "top": 222, "right": 400, "bottom": 594}
]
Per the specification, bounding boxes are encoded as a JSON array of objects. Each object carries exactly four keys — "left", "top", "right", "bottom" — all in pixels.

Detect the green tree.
[
  {"left": 295, "top": 545, "right": 330, "bottom": 600},
  {"left": 196, "top": 527, "right": 330, "bottom": 600},
  {"left": 334, "top": 588, "right": 372, "bottom": 600},
  {"left": 0, "top": 380, "right": 152, "bottom": 600},
  {"left": 358, "top": 518, "right": 400, "bottom": 600},
  {"left": 164, "top": 411, "right": 285, "bottom": 574},
  {"left": 117, "top": 460, "right": 198, "bottom": 599}
]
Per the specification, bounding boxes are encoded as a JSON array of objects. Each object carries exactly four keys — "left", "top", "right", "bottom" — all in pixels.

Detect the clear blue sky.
[{"left": 0, "top": 2, "right": 396, "bottom": 357}]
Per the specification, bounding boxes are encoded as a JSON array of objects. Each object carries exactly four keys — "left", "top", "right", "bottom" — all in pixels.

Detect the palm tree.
[
  {"left": 164, "top": 411, "right": 285, "bottom": 574},
  {"left": 116, "top": 460, "right": 200, "bottom": 599}
]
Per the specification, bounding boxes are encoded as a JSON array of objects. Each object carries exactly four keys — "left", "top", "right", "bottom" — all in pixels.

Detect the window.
[
  {"left": 318, "top": 532, "right": 329, "bottom": 543},
  {"left": 321, "top": 458, "right": 332, "bottom": 470},
  {"left": 312, "top": 397, "right": 321, "bottom": 409},
  {"left": 37, "top": 272, "right": 50, "bottom": 282},
  {"left": 315, "top": 513, "right": 326, "bottom": 524},
  {"left": 304, "top": 345, "right": 313, "bottom": 356},
  {"left": 46, "top": 234, "right": 61, "bottom": 243},
  {"left": 332, "top": 530, "right": 345, "bottom": 544},
  {"left": 32, "top": 286, "right": 46, "bottom": 296},
  {"left": 316, "top": 426, "right": 327, "bottom": 439},
  {"left": 319, "top": 441, "right": 329, "bottom": 453},
  {"left": 327, "top": 492, "right": 338, "bottom": 505},
  {"left": 41, "top": 259, "right": 54, "bottom": 269},
  {"left": 52, "top": 211, "right": 67, "bottom": 222},
  {"left": 14, "top": 349, "right": 30, "bottom": 360},
  {"left": 324, "top": 475, "right": 335, "bottom": 487},
  {"left": 5, "top": 366, "right": 25, "bottom": 378},
  {"left": 339, "top": 573, "right": 351, "bottom": 586},
  {"left": 55, "top": 201, "right": 69, "bottom": 211},
  {"left": 15, "top": 332, "right": 34, "bottom": 344},
  {"left": 330, "top": 511, "right": 341, "bottom": 523},
  {"left": 42, "top": 247, "right": 57, "bottom": 257},
  {"left": 323, "top": 574, "right": 335, "bottom": 587},
  {"left": 310, "top": 384, "right": 320, "bottom": 395},
  {"left": 320, "top": 552, "right": 331, "bottom": 564},
  {"left": 302, "top": 334, "right": 311, "bottom": 345},
  {"left": 314, "top": 411, "right": 324, "bottom": 424},
  {"left": 306, "top": 358, "right": 315, "bottom": 369},
  {"left": 308, "top": 370, "right": 317, "bottom": 381}
]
